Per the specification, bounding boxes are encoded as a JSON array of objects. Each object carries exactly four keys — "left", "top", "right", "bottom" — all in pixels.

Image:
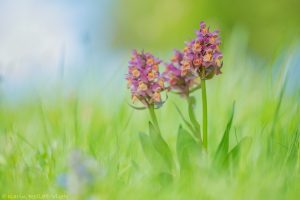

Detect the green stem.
[
  {"left": 148, "top": 105, "right": 161, "bottom": 133},
  {"left": 201, "top": 79, "right": 208, "bottom": 150}
]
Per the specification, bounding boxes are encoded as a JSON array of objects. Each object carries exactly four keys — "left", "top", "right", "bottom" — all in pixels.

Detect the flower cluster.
[
  {"left": 163, "top": 50, "right": 199, "bottom": 97},
  {"left": 182, "top": 21, "right": 223, "bottom": 80},
  {"left": 126, "top": 21, "right": 223, "bottom": 105},
  {"left": 126, "top": 50, "right": 166, "bottom": 106}
]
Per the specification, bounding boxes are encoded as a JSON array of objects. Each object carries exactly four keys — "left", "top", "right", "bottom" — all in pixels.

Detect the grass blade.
[
  {"left": 224, "top": 136, "right": 252, "bottom": 168},
  {"left": 213, "top": 102, "right": 235, "bottom": 167}
]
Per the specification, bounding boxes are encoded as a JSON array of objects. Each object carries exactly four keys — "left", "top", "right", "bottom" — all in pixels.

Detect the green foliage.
[
  {"left": 148, "top": 122, "right": 174, "bottom": 171},
  {"left": 138, "top": 122, "right": 174, "bottom": 173},
  {"left": 187, "top": 96, "right": 202, "bottom": 141},
  {"left": 224, "top": 136, "right": 252, "bottom": 169},
  {"left": 174, "top": 103, "right": 196, "bottom": 136},
  {"left": 176, "top": 126, "right": 201, "bottom": 172},
  {"left": 139, "top": 132, "right": 167, "bottom": 171},
  {"left": 213, "top": 102, "right": 235, "bottom": 167}
]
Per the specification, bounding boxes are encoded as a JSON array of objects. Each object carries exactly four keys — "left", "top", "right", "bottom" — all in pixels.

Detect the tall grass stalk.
[{"left": 201, "top": 79, "right": 208, "bottom": 150}]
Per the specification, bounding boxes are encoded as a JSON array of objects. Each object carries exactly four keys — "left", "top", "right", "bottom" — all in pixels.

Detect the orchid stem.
[
  {"left": 201, "top": 79, "right": 208, "bottom": 150},
  {"left": 148, "top": 105, "right": 161, "bottom": 133}
]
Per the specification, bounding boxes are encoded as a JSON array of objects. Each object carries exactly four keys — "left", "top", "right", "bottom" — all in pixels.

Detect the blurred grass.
[{"left": 0, "top": 30, "right": 300, "bottom": 199}]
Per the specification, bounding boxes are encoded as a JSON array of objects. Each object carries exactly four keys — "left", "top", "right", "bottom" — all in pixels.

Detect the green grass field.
[{"left": 0, "top": 33, "right": 299, "bottom": 200}]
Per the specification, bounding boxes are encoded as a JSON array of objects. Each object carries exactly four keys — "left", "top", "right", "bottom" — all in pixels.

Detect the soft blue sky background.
[{"left": 0, "top": 0, "right": 127, "bottom": 101}]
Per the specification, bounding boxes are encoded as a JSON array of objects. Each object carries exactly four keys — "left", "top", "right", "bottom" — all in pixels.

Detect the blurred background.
[
  {"left": 0, "top": 0, "right": 299, "bottom": 102},
  {"left": 1, "top": 1, "right": 300, "bottom": 197}
]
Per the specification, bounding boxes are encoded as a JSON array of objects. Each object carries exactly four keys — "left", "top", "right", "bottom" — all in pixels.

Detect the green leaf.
[
  {"left": 176, "top": 126, "right": 201, "bottom": 172},
  {"left": 139, "top": 132, "right": 168, "bottom": 171},
  {"left": 224, "top": 136, "right": 252, "bottom": 168},
  {"left": 213, "top": 102, "right": 235, "bottom": 167},
  {"left": 148, "top": 122, "right": 174, "bottom": 171},
  {"left": 188, "top": 96, "right": 202, "bottom": 141},
  {"left": 174, "top": 103, "right": 197, "bottom": 137}
]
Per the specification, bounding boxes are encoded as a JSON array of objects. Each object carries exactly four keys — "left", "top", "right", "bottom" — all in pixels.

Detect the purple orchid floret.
[
  {"left": 126, "top": 50, "right": 166, "bottom": 106},
  {"left": 182, "top": 21, "right": 223, "bottom": 80},
  {"left": 163, "top": 50, "right": 199, "bottom": 97}
]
